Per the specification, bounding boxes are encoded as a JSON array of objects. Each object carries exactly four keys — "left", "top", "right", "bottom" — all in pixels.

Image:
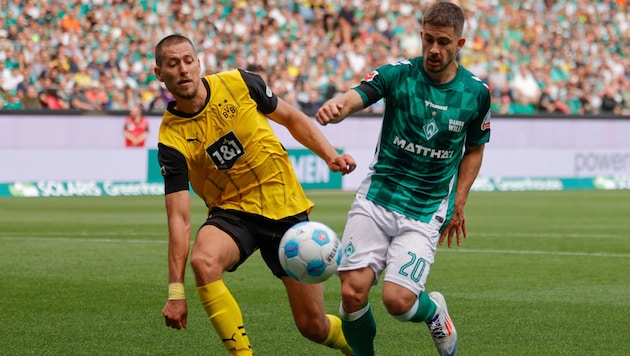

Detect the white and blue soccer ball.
[{"left": 278, "top": 221, "right": 341, "bottom": 284}]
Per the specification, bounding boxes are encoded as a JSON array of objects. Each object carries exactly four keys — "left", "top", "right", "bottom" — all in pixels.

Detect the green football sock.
[
  {"left": 340, "top": 303, "right": 377, "bottom": 356},
  {"left": 410, "top": 291, "right": 437, "bottom": 323}
]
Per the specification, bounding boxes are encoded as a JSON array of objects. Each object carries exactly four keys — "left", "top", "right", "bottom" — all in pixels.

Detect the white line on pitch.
[
  {"left": 1, "top": 236, "right": 628, "bottom": 258},
  {"left": 440, "top": 248, "right": 630, "bottom": 258},
  {"left": 475, "top": 232, "right": 628, "bottom": 239},
  {"left": 0, "top": 231, "right": 627, "bottom": 239},
  {"left": 0, "top": 236, "right": 166, "bottom": 244}
]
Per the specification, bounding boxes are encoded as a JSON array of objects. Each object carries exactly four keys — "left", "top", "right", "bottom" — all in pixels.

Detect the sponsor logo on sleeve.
[
  {"left": 362, "top": 70, "right": 379, "bottom": 82},
  {"left": 481, "top": 110, "right": 491, "bottom": 130}
]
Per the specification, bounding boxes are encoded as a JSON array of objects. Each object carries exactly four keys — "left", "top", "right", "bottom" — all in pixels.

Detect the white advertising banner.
[
  {"left": 0, "top": 148, "right": 147, "bottom": 182},
  {"left": 1, "top": 115, "right": 629, "bottom": 188}
]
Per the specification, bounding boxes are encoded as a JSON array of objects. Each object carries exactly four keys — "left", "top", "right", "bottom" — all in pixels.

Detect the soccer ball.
[{"left": 278, "top": 221, "right": 341, "bottom": 284}]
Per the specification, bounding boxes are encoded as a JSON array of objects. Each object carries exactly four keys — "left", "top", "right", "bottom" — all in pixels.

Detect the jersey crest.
[
  {"left": 423, "top": 118, "right": 439, "bottom": 140},
  {"left": 218, "top": 100, "right": 238, "bottom": 121}
]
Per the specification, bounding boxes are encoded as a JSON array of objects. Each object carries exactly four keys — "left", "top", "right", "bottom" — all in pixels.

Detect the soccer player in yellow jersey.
[{"left": 154, "top": 34, "right": 356, "bottom": 356}]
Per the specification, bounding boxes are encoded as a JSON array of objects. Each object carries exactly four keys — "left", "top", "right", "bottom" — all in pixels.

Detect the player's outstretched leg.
[
  {"left": 197, "top": 280, "right": 253, "bottom": 355},
  {"left": 283, "top": 277, "right": 353, "bottom": 355},
  {"left": 426, "top": 292, "right": 458, "bottom": 356}
]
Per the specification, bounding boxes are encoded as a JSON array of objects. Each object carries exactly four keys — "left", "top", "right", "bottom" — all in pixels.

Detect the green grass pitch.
[{"left": 1, "top": 190, "right": 629, "bottom": 355}]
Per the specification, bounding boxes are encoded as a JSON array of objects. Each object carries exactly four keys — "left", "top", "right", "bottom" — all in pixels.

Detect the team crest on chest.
[
  {"left": 423, "top": 117, "right": 439, "bottom": 140},
  {"left": 217, "top": 99, "right": 238, "bottom": 121}
]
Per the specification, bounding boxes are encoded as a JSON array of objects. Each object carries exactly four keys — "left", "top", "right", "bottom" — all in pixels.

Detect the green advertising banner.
[
  {"left": 0, "top": 181, "right": 164, "bottom": 197},
  {"left": 470, "top": 177, "right": 630, "bottom": 191},
  {"left": 1, "top": 177, "right": 630, "bottom": 197},
  {"left": 288, "top": 149, "right": 342, "bottom": 190},
  {"left": 147, "top": 149, "right": 162, "bottom": 183}
]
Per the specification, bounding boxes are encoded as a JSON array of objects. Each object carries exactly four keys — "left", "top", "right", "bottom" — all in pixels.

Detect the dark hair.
[
  {"left": 421, "top": 2, "right": 466, "bottom": 37},
  {"left": 154, "top": 34, "right": 195, "bottom": 67}
]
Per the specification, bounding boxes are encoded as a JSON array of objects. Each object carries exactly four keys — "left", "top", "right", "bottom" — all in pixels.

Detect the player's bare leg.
[
  {"left": 282, "top": 277, "right": 352, "bottom": 355},
  {"left": 339, "top": 267, "right": 377, "bottom": 356}
]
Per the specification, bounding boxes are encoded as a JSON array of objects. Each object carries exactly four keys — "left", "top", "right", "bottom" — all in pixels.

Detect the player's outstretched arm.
[
  {"left": 268, "top": 98, "right": 357, "bottom": 175},
  {"left": 315, "top": 90, "right": 364, "bottom": 126}
]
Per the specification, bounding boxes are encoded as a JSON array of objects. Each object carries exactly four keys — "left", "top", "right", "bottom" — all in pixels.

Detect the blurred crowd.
[{"left": 0, "top": 0, "right": 629, "bottom": 116}]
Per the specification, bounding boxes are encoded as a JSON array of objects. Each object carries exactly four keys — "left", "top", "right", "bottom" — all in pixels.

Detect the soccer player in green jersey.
[{"left": 315, "top": 2, "right": 491, "bottom": 356}]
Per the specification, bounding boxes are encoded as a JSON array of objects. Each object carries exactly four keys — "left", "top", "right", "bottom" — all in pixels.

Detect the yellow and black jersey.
[{"left": 158, "top": 69, "right": 313, "bottom": 220}]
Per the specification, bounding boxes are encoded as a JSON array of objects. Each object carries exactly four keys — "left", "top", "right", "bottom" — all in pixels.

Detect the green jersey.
[{"left": 353, "top": 57, "right": 491, "bottom": 223}]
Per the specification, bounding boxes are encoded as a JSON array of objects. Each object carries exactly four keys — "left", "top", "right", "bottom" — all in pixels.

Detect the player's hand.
[
  {"left": 315, "top": 100, "right": 344, "bottom": 126},
  {"left": 439, "top": 211, "right": 467, "bottom": 248},
  {"left": 329, "top": 153, "right": 357, "bottom": 175},
  {"left": 162, "top": 299, "right": 188, "bottom": 329}
]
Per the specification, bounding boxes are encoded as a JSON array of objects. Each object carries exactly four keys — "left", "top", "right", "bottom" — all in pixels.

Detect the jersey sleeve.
[
  {"left": 238, "top": 69, "right": 278, "bottom": 114},
  {"left": 465, "top": 87, "right": 492, "bottom": 146},
  {"left": 352, "top": 60, "right": 410, "bottom": 107},
  {"left": 157, "top": 143, "right": 189, "bottom": 195}
]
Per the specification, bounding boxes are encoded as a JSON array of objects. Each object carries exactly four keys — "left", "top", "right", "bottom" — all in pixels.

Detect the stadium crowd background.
[{"left": 0, "top": 0, "right": 629, "bottom": 116}]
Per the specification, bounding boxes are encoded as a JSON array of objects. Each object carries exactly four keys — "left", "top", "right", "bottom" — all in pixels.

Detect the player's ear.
[
  {"left": 154, "top": 66, "right": 163, "bottom": 82},
  {"left": 457, "top": 38, "right": 466, "bottom": 51}
]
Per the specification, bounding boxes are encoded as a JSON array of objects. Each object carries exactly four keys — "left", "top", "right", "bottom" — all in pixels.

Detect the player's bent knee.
[
  {"left": 383, "top": 297, "right": 413, "bottom": 316},
  {"left": 340, "top": 284, "right": 368, "bottom": 312},
  {"left": 190, "top": 250, "right": 225, "bottom": 277},
  {"left": 382, "top": 288, "right": 417, "bottom": 315}
]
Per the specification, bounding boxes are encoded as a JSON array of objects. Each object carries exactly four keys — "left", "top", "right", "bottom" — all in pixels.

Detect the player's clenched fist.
[
  {"left": 316, "top": 90, "right": 364, "bottom": 126},
  {"left": 163, "top": 299, "right": 188, "bottom": 330},
  {"left": 329, "top": 153, "right": 356, "bottom": 175},
  {"left": 315, "top": 100, "right": 344, "bottom": 126}
]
